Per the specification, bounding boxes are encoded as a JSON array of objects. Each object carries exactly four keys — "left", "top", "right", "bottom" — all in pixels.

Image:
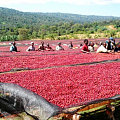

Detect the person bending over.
[{"left": 96, "top": 42, "right": 108, "bottom": 53}]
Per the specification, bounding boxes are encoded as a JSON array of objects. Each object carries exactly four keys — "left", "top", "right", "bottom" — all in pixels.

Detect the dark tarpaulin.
[{"left": 0, "top": 83, "right": 62, "bottom": 120}]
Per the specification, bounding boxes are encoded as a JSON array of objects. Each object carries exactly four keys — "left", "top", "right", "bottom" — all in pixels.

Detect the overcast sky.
[{"left": 0, "top": 0, "right": 120, "bottom": 16}]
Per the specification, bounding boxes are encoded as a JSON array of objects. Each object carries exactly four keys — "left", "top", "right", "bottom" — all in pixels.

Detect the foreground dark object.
[
  {"left": 1, "top": 83, "right": 120, "bottom": 120},
  {"left": 0, "top": 83, "right": 61, "bottom": 120}
]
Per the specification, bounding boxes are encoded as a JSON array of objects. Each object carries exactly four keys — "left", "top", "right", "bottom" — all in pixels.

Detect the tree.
[
  {"left": 110, "top": 30, "right": 116, "bottom": 37},
  {"left": 18, "top": 28, "right": 29, "bottom": 40}
]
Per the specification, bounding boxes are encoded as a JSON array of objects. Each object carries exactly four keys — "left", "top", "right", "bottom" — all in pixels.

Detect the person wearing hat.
[
  {"left": 56, "top": 42, "right": 64, "bottom": 50},
  {"left": 10, "top": 41, "right": 17, "bottom": 52},
  {"left": 110, "top": 37, "right": 116, "bottom": 48},
  {"left": 26, "top": 42, "right": 35, "bottom": 51}
]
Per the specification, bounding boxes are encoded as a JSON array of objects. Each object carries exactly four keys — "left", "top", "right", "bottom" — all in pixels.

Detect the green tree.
[
  {"left": 18, "top": 28, "right": 29, "bottom": 40},
  {"left": 109, "top": 30, "right": 116, "bottom": 37}
]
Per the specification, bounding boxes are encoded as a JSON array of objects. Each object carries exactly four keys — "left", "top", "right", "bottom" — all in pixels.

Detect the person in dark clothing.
[
  {"left": 114, "top": 42, "right": 120, "bottom": 52},
  {"left": 38, "top": 41, "right": 45, "bottom": 51},
  {"left": 45, "top": 43, "right": 54, "bottom": 51},
  {"left": 106, "top": 39, "right": 112, "bottom": 50},
  {"left": 68, "top": 41, "right": 73, "bottom": 49}
]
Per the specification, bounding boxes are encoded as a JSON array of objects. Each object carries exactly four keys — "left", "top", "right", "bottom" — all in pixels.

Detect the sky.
[{"left": 0, "top": 0, "right": 120, "bottom": 17}]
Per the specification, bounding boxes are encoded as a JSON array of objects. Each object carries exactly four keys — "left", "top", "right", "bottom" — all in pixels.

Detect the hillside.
[
  {"left": 0, "top": 7, "right": 120, "bottom": 27},
  {"left": 0, "top": 7, "right": 64, "bottom": 27},
  {"left": 0, "top": 7, "right": 120, "bottom": 41},
  {"left": 44, "top": 13, "right": 120, "bottom": 23}
]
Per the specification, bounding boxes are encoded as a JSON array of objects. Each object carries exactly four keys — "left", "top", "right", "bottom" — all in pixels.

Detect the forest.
[{"left": 0, "top": 7, "right": 120, "bottom": 41}]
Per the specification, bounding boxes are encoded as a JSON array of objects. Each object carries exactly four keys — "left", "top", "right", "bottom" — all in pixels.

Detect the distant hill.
[
  {"left": 44, "top": 13, "right": 120, "bottom": 23},
  {"left": 0, "top": 7, "right": 120, "bottom": 41},
  {"left": 0, "top": 7, "right": 120, "bottom": 27}
]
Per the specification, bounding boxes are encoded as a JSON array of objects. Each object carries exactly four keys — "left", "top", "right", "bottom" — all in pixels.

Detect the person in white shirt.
[
  {"left": 88, "top": 42, "right": 94, "bottom": 52},
  {"left": 26, "top": 42, "right": 35, "bottom": 51},
  {"left": 96, "top": 42, "right": 108, "bottom": 53},
  {"left": 56, "top": 42, "right": 64, "bottom": 51}
]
